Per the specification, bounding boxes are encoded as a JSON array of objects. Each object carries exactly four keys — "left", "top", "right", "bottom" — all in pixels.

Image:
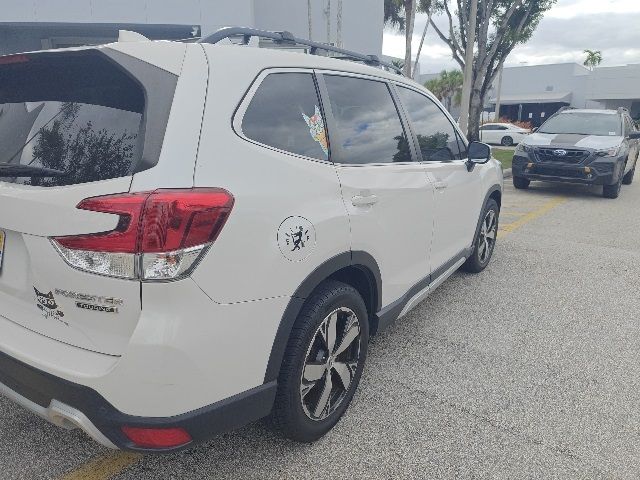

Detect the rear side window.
[
  {"left": 397, "top": 86, "right": 466, "bottom": 161},
  {"left": 324, "top": 75, "right": 412, "bottom": 164},
  {"left": 241, "top": 73, "right": 329, "bottom": 161},
  {"left": 0, "top": 51, "right": 145, "bottom": 187}
]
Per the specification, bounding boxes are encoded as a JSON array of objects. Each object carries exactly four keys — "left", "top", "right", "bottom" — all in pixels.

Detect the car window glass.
[
  {"left": 323, "top": 75, "right": 411, "bottom": 164},
  {"left": 0, "top": 52, "right": 144, "bottom": 187},
  {"left": 242, "top": 73, "right": 329, "bottom": 161},
  {"left": 538, "top": 113, "right": 622, "bottom": 136},
  {"left": 396, "top": 86, "right": 465, "bottom": 161}
]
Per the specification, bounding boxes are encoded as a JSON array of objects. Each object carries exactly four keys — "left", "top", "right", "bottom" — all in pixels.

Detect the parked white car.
[
  {"left": 0, "top": 28, "right": 503, "bottom": 452},
  {"left": 480, "top": 122, "right": 530, "bottom": 146}
]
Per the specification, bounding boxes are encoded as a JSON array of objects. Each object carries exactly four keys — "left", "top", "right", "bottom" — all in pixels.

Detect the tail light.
[{"left": 51, "top": 189, "right": 234, "bottom": 281}]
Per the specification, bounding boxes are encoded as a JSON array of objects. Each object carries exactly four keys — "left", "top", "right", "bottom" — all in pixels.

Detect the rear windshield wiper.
[{"left": 0, "top": 163, "right": 67, "bottom": 177}]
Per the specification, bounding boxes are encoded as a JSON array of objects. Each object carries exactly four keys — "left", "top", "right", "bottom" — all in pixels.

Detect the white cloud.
[
  {"left": 547, "top": 0, "right": 640, "bottom": 18},
  {"left": 383, "top": 0, "right": 640, "bottom": 74}
]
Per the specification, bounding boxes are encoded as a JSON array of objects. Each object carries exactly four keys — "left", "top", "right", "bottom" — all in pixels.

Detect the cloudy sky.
[{"left": 382, "top": 0, "right": 640, "bottom": 74}]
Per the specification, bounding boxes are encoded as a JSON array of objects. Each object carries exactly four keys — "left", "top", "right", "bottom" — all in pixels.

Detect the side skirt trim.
[{"left": 375, "top": 248, "right": 471, "bottom": 332}]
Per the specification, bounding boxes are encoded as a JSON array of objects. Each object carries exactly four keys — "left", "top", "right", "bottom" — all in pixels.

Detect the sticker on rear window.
[
  {"left": 34, "top": 287, "right": 67, "bottom": 325},
  {"left": 302, "top": 106, "right": 329, "bottom": 157}
]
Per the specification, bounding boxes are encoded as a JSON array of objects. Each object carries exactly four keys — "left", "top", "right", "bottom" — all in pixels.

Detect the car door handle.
[
  {"left": 351, "top": 194, "right": 379, "bottom": 207},
  {"left": 434, "top": 181, "right": 448, "bottom": 190}
]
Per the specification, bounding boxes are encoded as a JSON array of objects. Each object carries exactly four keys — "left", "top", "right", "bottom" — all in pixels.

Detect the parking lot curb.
[{"left": 503, "top": 168, "right": 512, "bottom": 179}]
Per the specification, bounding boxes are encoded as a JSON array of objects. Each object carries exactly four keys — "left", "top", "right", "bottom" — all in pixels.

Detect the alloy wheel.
[
  {"left": 478, "top": 209, "right": 497, "bottom": 264},
  {"left": 300, "top": 307, "right": 362, "bottom": 421}
]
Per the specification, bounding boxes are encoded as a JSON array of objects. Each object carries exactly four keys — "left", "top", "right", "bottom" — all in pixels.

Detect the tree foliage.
[
  {"left": 425, "top": 69, "right": 463, "bottom": 111},
  {"left": 429, "top": 0, "right": 556, "bottom": 139},
  {"left": 385, "top": 0, "right": 434, "bottom": 76},
  {"left": 583, "top": 49, "right": 603, "bottom": 71},
  {"left": 29, "top": 103, "right": 137, "bottom": 187}
]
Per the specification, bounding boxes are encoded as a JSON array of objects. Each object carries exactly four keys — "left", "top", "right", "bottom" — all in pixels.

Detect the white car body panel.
[
  {"left": 336, "top": 162, "right": 434, "bottom": 306},
  {"left": 106, "top": 41, "right": 187, "bottom": 75},
  {"left": 0, "top": 39, "right": 504, "bottom": 445},
  {"left": 191, "top": 55, "right": 350, "bottom": 304},
  {"left": 425, "top": 160, "right": 484, "bottom": 271},
  {"left": 480, "top": 123, "right": 529, "bottom": 145},
  {"left": 130, "top": 44, "right": 208, "bottom": 191}
]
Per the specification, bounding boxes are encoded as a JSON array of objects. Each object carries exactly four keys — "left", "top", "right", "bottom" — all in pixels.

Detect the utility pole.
[
  {"left": 326, "top": 0, "right": 331, "bottom": 44},
  {"left": 494, "top": 64, "right": 504, "bottom": 121},
  {"left": 307, "top": 0, "right": 313, "bottom": 40},
  {"left": 336, "top": 0, "right": 343, "bottom": 48},
  {"left": 458, "top": 0, "right": 478, "bottom": 134}
]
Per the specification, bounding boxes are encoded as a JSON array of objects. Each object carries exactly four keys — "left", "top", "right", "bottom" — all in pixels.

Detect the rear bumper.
[
  {"left": 0, "top": 349, "right": 276, "bottom": 452},
  {"left": 513, "top": 153, "right": 620, "bottom": 185}
]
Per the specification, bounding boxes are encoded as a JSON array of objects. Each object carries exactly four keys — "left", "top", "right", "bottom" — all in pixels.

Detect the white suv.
[{"left": 0, "top": 28, "right": 503, "bottom": 452}]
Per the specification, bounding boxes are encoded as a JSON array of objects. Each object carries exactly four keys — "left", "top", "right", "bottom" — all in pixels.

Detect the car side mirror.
[
  {"left": 628, "top": 131, "right": 640, "bottom": 140},
  {"left": 466, "top": 141, "right": 491, "bottom": 171}
]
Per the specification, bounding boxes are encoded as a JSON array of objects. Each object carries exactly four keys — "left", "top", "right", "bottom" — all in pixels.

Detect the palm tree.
[
  {"left": 425, "top": 77, "right": 445, "bottom": 102},
  {"left": 583, "top": 49, "right": 603, "bottom": 71},
  {"left": 425, "top": 70, "right": 463, "bottom": 112},
  {"left": 384, "top": 0, "right": 432, "bottom": 77}
]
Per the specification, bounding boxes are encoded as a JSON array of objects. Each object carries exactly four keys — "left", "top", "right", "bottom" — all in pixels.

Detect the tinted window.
[
  {"left": 0, "top": 51, "right": 144, "bottom": 187},
  {"left": 538, "top": 113, "right": 622, "bottom": 136},
  {"left": 324, "top": 75, "right": 411, "bottom": 164},
  {"left": 397, "top": 87, "right": 465, "bottom": 161},
  {"left": 242, "top": 73, "right": 328, "bottom": 161}
]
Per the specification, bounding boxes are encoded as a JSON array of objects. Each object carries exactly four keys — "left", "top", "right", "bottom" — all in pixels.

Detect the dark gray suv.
[{"left": 512, "top": 108, "right": 640, "bottom": 198}]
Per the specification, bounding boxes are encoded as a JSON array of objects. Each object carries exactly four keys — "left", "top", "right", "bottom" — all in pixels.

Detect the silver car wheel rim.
[
  {"left": 478, "top": 209, "right": 497, "bottom": 264},
  {"left": 300, "top": 307, "right": 362, "bottom": 421}
]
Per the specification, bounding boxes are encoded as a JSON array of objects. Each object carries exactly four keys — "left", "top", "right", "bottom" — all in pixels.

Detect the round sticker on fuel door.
[{"left": 277, "top": 216, "right": 316, "bottom": 262}]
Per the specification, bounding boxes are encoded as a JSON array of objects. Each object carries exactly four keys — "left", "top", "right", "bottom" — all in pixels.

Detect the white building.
[
  {"left": 486, "top": 62, "right": 640, "bottom": 126},
  {"left": 0, "top": 0, "right": 383, "bottom": 56}
]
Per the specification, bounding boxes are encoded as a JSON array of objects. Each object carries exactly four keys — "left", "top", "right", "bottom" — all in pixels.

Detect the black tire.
[
  {"left": 271, "top": 280, "right": 369, "bottom": 443},
  {"left": 603, "top": 166, "right": 624, "bottom": 198},
  {"left": 463, "top": 199, "right": 500, "bottom": 273},
  {"left": 501, "top": 136, "right": 514, "bottom": 146},
  {"left": 622, "top": 164, "right": 635, "bottom": 185},
  {"left": 513, "top": 176, "right": 530, "bottom": 189}
]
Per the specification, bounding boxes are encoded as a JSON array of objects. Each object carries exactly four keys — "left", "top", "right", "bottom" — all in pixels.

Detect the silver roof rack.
[{"left": 199, "top": 27, "right": 403, "bottom": 76}]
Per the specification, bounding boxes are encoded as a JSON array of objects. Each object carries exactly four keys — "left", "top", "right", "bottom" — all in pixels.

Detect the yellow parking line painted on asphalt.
[
  {"left": 59, "top": 452, "right": 141, "bottom": 480},
  {"left": 499, "top": 197, "right": 567, "bottom": 235}
]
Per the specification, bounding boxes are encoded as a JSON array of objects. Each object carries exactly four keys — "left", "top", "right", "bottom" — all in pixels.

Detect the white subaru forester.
[{"left": 0, "top": 28, "right": 503, "bottom": 452}]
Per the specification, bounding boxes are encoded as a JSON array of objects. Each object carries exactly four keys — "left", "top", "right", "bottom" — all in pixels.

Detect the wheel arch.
[
  {"left": 471, "top": 184, "right": 502, "bottom": 247},
  {"left": 263, "top": 251, "right": 382, "bottom": 384}
]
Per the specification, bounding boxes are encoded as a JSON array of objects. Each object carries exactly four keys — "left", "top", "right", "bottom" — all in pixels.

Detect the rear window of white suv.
[{"left": 0, "top": 51, "right": 147, "bottom": 187}]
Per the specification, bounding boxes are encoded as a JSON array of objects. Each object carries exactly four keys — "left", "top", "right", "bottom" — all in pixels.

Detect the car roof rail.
[{"left": 199, "top": 27, "right": 404, "bottom": 76}]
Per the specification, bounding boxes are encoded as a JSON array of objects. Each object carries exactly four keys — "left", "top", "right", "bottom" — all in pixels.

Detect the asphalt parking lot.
[{"left": 2, "top": 178, "right": 640, "bottom": 479}]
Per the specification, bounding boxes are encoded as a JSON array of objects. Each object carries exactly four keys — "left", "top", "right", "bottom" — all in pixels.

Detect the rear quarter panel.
[{"left": 191, "top": 47, "right": 350, "bottom": 304}]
